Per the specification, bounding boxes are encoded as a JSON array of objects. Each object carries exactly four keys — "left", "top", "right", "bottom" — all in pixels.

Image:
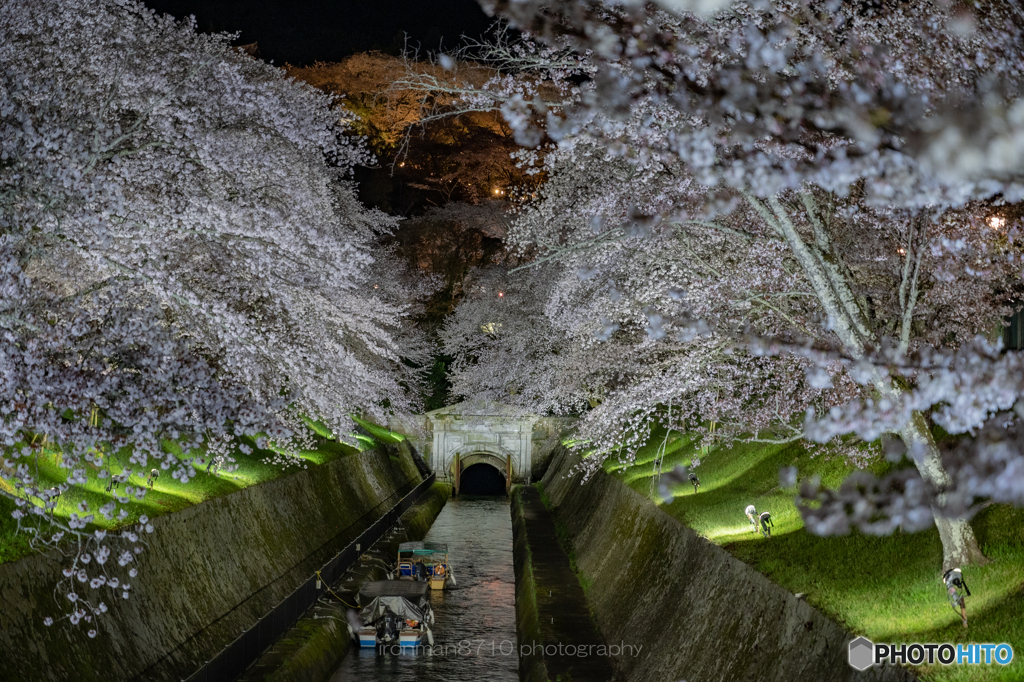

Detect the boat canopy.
[
  {"left": 398, "top": 541, "right": 448, "bottom": 555},
  {"left": 358, "top": 581, "right": 430, "bottom": 625},
  {"left": 359, "top": 581, "right": 430, "bottom": 599}
]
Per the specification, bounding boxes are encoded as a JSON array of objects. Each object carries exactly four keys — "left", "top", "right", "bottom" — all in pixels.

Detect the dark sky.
[{"left": 141, "top": 0, "right": 495, "bottom": 65}]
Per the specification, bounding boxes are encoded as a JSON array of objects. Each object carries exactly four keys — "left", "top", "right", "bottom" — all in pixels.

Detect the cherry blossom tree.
[
  {"left": 1, "top": 0, "right": 427, "bottom": 629},
  {"left": 477, "top": 0, "right": 1024, "bottom": 206},
  {"left": 441, "top": 264, "right": 640, "bottom": 415},
  {"left": 434, "top": 0, "right": 1024, "bottom": 569},
  {"left": 449, "top": 134, "right": 1022, "bottom": 570}
]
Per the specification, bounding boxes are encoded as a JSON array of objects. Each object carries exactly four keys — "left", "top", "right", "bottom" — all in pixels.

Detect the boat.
[
  {"left": 351, "top": 580, "right": 435, "bottom": 649},
  {"left": 396, "top": 541, "right": 455, "bottom": 590}
]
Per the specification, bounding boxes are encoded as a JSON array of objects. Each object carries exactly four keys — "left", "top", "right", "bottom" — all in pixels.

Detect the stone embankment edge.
[
  {"left": 249, "top": 481, "right": 452, "bottom": 682},
  {"left": 510, "top": 486, "right": 551, "bottom": 682},
  {"left": 540, "top": 446, "right": 917, "bottom": 682},
  {"left": 0, "top": 442, "right": 422, "bottom": 682}
]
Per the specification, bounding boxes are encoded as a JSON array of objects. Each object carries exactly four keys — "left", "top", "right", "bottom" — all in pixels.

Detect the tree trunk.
[
  {"left": 899, "top": 410, "right": 989, "bottom": 570},
  {"left": 762, "top": 195, "right": 987, "bottom": 570}
]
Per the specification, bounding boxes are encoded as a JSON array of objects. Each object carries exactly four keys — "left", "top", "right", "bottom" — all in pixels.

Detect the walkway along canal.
[
  {"left": 511, "top": 486, "right": 617, "bottom": 682},
  {"left": 330, "top": 496, "right": 519, "bottom": 682}
]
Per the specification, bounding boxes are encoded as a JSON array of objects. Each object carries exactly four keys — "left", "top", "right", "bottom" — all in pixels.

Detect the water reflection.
[{"left": 330, "top": 496, "right": 518, "bottom": 682}]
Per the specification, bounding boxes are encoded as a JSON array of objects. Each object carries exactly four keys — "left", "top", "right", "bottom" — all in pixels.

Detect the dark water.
[{"left": 329, "top": 496, "right": 518, "bottom": 682}]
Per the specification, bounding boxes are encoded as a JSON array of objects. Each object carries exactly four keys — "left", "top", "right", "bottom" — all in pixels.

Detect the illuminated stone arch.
[
  {"left": 449, "top": 444, "right": 516, "bottom": 492},
  {"left": 425, "top": 400, "right": 538, "bottom": 493}
]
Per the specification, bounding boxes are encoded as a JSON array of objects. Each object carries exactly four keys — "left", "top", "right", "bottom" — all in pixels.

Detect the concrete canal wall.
[
  {"left": 539, "top": 446, "right": 916, "bottom": 682},
  {"left": 511, "top": 486, "right": 549, "bottom": 682},
  {"left": 0, "top": 443, "right": 423, "bottom": 682},
  {"left": 240, "top": 481, "right": 451, "bottom": 682},
  {"left": 511, "top": 485, "right": 616, "bottom": 682}
]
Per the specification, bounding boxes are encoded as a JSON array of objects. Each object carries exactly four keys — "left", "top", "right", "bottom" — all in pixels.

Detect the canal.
[{"left": 329, "top": 496, "right": 518, "bottom": 682}]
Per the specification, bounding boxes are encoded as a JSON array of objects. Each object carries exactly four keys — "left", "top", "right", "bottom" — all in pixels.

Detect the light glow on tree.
[
  {"left": 1, "top": 0, "right": 428, "bottom": 629},
  {"left": 435, "top": 0, "right": 1024, "bottom": 570}
]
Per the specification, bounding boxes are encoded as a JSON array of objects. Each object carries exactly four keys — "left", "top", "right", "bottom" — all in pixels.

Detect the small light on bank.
[{"left": 988, "top": 215, "right": 1006, "bottom": 229}]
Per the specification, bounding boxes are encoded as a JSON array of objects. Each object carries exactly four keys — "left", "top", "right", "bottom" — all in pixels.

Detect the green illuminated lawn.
[
  {"left": 0, "top": 416, "right": 400, "bottom": 564},
  {"left": 605, "top": 429, "right": 1024, "bottom": 682},
  {"left": 351, "top": 416, "right": 406, "bottom": 445}
]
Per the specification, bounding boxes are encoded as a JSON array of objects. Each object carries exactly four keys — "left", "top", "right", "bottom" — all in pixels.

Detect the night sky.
[{"left": 141, "top": 0, "right": 495, "bottom": 65}]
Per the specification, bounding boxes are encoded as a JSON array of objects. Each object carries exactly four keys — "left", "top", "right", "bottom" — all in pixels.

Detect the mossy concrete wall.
[
  {"left": 529, "top": 419, "right": 576, "bottom": 481},
  {"left": 510, "top": 487, "right": 550, "bottom": 682},
  {"left": 245, "top": 482, "right": 451, "bottom": 682},
  {"left": 0, "top": 444, "right": 422, "bottom": 682},
  {"left": 540, "top": 447, "right": 916, "bottom": 682}
]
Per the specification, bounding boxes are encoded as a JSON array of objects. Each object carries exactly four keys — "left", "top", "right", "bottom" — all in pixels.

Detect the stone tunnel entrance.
[
  {"left": 451, "top": 452, "right": 511, "bottom": 495},
  {"left": 425, "top": 400, "right": 539, "bottom": 494},
  {"left": 458, "top": 462, "right": 508, "bottom": 496}
]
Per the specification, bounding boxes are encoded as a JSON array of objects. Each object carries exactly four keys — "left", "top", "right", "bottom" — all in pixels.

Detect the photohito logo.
[
  {"left": 848, "top": 637, "right": 1014, "bottom": 670},
  {"left": 849, "top": 637, "right": 874, "bottom": 671}
]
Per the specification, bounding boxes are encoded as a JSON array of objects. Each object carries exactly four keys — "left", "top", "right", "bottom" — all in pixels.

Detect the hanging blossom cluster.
[
  {"left": 452, "top": 128, "right": 1018, "bottom": 466},
  {"left": 476, "top": 0, "right": 1024, "bottom": 208},
  {"left": 434, "top": 0, "right": 1024, "bottom": 567},
  {"left": 1, "top": 0, "right": 429, "bottom": 629}
]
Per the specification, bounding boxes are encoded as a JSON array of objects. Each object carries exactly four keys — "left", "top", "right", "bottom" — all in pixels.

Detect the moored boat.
[
  {"left": 351, "top": 580, "right": 435, "bottom": 650},
  {"left": 396, "top": 541, "right": 455, "bottom": 590}
]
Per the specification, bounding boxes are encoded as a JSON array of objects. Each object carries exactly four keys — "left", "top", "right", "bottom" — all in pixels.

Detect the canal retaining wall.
[
  {"left": 239, "top": 481, "right": 451, "bottom": 682},
  {"left": 0, "top": 443, "right": 423, "bottom": 682},
  {"left": 539, "top": 446, "right": 916, "bottom": 682},
  {"left": 511, "top": 485, "right": 616, "bottom": 682},
  {"left": 511, "top": 487, "right": 551, "bottom": 682}
]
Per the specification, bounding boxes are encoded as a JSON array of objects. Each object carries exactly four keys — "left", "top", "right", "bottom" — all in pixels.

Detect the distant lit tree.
[{"left": 288, "top": 52, "right": 536, "bottom": 205}]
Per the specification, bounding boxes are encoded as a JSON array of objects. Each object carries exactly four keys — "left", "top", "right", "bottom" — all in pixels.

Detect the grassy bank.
[
  {"left": 0, "top": 415, "right": 396, "bottom": 564},
  {"left": 604, "top": 429, "right": 1024, "bottom": 682}
]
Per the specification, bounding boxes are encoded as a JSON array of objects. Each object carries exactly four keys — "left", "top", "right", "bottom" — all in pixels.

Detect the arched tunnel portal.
[
  {"left": 426, "top": 401, "right": 540, "bottom": 493},
  {"left": 451, "top": 451, "right": 511, "bottom": 496}
]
